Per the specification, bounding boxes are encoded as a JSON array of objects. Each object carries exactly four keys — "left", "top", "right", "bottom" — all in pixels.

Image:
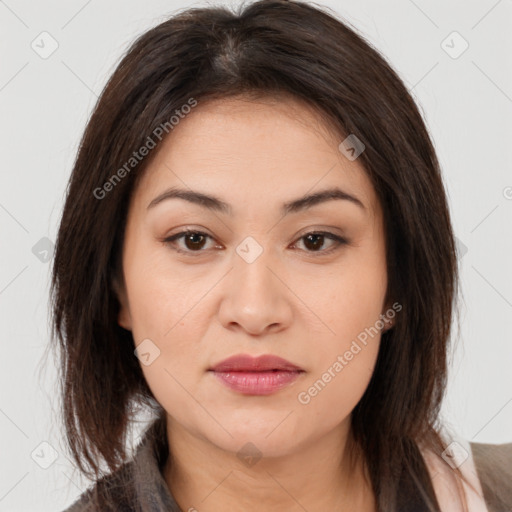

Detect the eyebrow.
[{"left": 147, "top": 186, "right": 366, "bottom": 216}]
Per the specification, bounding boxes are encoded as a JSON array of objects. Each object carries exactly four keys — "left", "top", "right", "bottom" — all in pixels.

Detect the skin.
[{"left": 116, "top": 95, "right": 394, "bottom": 512}]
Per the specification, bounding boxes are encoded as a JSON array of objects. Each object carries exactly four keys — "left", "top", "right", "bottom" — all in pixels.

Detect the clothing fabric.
[{"left": 61, "top": 418, "right": 512, "bottom": 512}]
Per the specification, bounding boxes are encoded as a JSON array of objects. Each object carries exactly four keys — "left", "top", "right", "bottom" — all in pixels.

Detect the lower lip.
[{"left": 210, "top": 370, "right": 303, "bottom": 395}]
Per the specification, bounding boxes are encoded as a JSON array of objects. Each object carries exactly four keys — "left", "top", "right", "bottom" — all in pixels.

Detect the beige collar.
[{"left": 420, "top": 431, "right": 489, "bottom": 512}]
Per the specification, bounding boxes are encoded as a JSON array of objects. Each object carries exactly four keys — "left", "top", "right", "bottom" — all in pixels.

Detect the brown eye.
[
  {"left": 294, "top": 232, "right": 348, "bottom": 254},
  {"left": 163, "top": 230, "right": 215, "bottom": 255},
  {"left": 163, "top": 230, "right": 348, "bottom": 257},
  {"left": 182, "top": 232, "right": 208, "bottom": 251},
  {"left": 303, "top": 233, "right": 326, "bottom": 251}
]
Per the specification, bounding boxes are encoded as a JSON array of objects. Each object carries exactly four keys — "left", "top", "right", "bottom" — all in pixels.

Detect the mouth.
[
  {"left": 208, "top": 353, "right": 304, "bottom": 373},
  {"left": 208, "top": 354, "right": 305, "bottom": 395}
]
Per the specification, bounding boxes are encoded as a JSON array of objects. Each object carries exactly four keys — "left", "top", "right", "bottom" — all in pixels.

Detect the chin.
[{"left": 198, "top": 422, "right": 303, "bottom": 460}]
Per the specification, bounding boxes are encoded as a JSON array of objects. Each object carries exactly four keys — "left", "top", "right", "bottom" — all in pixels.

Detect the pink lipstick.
[{"left": 208, "top": 354, "right": 304, "bottom": 395}]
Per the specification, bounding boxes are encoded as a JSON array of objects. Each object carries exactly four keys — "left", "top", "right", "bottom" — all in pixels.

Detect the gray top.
[{"left": 61, "top": 418, "right": 512, "bottom": 512}]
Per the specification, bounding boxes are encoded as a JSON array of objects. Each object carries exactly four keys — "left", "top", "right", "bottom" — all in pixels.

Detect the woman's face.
[{"left": 117, "top": 95, "right": 391, "bottom": 458}]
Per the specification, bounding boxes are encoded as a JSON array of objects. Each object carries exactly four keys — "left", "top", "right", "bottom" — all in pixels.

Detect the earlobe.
[
  {"left": 381, "top": 298, "right": 397, "bottom": 332},
  {"left": 112, "top": 274, "right": 132, "bottom": 331},
  {"left": 118, "top": 305, "right": 132, "bottom": 331},
  {"left": 383, "top": 317, "right": 394, "bottom": 332}
]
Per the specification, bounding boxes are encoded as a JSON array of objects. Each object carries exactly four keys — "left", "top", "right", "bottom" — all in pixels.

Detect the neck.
[{"left": 163, "top": 416, "right": 377, "bottom": 512}]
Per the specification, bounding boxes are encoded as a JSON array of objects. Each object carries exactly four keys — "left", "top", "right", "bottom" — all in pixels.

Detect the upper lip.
[{"left": 209, "top": 354, "right": 304, "bottom": 372}]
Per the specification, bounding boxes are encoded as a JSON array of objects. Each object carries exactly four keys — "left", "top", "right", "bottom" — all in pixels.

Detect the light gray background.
[{"left": 1, "top": 0, "right": 511, "bottom": 510}]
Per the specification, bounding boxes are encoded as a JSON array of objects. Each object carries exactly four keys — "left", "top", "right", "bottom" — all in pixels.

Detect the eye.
[
  {"left": 162, "top": 230, "right": 349, "bottom": 256},
  {"left": 163, "top": 230, "right": 218, "bottom": 255},
  {"left": 292, "top": 231, "right": 348, "bottom": 254}
]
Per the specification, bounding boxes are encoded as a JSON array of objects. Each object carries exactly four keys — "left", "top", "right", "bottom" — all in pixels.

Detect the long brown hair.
[{"left": 50, "top": 1, "right": 468, "bottom": 509}]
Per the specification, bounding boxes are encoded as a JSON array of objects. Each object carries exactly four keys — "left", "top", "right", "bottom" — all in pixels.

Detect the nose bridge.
[{"left": 232, "top": 234, "right": 279, "bottom": 301}]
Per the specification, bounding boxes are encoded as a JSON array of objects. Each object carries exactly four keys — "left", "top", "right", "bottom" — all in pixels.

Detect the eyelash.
[{"left": 162, "top": 230, "right": 349, "bottom": 257}]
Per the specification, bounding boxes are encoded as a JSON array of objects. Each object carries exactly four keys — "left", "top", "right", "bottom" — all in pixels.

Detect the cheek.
[
  {"left": 295, "top": 334, "right": 381, "bottom": 430},
  {"left": 124, "top": 270, "right": 202, "bottom": 407},
  {"left": 132, "top": 304, "right": 206, "bottom": 423},
  {"left": 290, "top": 253, "right": 385, "bottom": 414},
  {"left": 128, "top": 274, "right": 205, "bottom": 376},
  {"left": 124, "top": 243, "right": 200, "bottom": 340},
  {"left": 292, "top": 252, "right": 387, "bottom": 347},
  {"left": 124, "top": 255, "right": 210, "bottom": 378},
  {"left": 138, "top": 355, "right": 209, "bottom": 441}
]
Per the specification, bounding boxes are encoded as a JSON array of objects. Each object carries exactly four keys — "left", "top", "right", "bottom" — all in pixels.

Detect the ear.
[
  {"left": 381, "top": 296, "right": 397, "bottom": 332},
  {"left": 112, "top": 273, "right": 132, "bottom": 331}
]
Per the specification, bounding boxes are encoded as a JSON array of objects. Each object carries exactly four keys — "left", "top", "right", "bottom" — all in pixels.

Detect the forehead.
[{"left": 133, "top": 95, "right": 380, "bottom": 222}]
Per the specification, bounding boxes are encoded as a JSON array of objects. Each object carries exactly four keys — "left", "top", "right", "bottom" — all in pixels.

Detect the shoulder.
[
  {"left": 60, "top": 416, "right": 180, "bottom": 512},
  {"left": 60, "top": 489, "right": 97, "bottom": 512},
  {"left": 59, "top": 461, "right": 136, "bottom": 512},
  {"left": 470, "top": 441, "right": 512, "bottom": 512}
]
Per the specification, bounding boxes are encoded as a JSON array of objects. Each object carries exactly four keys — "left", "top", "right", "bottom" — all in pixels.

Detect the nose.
[{"left": 217, "top": 244, "right": 293, "bottom": 336}]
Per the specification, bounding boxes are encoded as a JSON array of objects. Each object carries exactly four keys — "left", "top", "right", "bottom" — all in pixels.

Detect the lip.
[
  {"left": 208, "top": 354, "right": 304, "bottom": 396},
  {"left": 209, "top": 354, "right": 303, "bottom": 372}
]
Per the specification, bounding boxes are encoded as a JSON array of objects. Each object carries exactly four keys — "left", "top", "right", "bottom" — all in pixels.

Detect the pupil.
[
  {"left": 186, "top": 233, "right": 205, "bottom": 250},
  {"left": 305, "top": 234, "right": 323, "bottom": 251}
]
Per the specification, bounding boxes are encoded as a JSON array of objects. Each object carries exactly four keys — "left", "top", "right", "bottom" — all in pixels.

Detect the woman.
[{"left": 51, "top": 1, "right": 512, "bottom": 510}]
